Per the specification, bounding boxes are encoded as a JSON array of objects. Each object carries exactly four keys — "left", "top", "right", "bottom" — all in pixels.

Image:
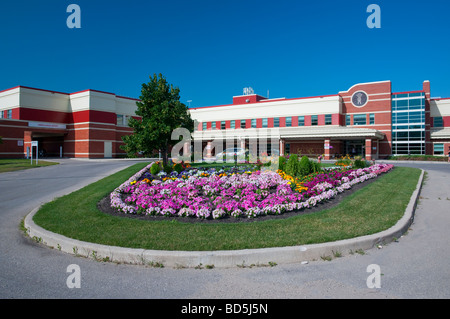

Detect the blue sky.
[{"left": 0, "top": 0, "right": 449, "bottom": 107}]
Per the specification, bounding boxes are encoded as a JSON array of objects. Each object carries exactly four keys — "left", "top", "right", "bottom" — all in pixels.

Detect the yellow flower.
[{"left": 130, "top": 180, "right": 136, "bottom": 185}]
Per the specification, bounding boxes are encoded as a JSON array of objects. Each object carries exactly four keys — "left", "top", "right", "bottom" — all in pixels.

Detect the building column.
[
  {"left": 365, "top": 138, "right": 373, "bottom": 161},
  {"left": 205, "top": 141, "right": 213, "bottom": 159},
  {"left": 324, "top": 139, "right": 331, "bottom": 160},
  {"left": 240, "top": 138, "right": 246, "bottom": 150},
  {"left": 23, "top": 131, "right": 32, "bottom": 158}
]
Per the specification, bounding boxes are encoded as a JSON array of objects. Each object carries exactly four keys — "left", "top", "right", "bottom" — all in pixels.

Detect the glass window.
[
  {"left": 325, "top": 114, "right": 332, "bottom": 125},
  {"left": 251, "top": 119, "right": 257, "bottom": 128},
  {"left": 262, "top": 118, "right": 268, "bottom": 128},
  {"left": 286, "top": 117, "right": 292, "bottom": 127},
  {"left": 369, "top": 113, "right": 375, "bottom": 125},
  {"left": 409, "top": 99, "right": 422, "bottom": 107},
  {"left": 433, "top": 117, "right": 443, "bottom": 127},
  {"left": 0, "top": 111, "right": 3, "bottom": 119},
  {"left": 211, "top": 122, "right": 216, "bottom": 130},
  {"left": 353, "top": 114, "right": 366, "bottom": 125},
  {"left": 202, "top": 122, "right": 207, "bottom": 131},
  {"left": 346, "top": 115, "right": 351, "bottom": 126},
  {"left": 311, "top": 115, "right": 318, "bottom": 126},
  {"left": 7, "top": 110, "right": 12, "bottom": 119},
  {"left": 241, "top": 120, "right": 246, "bottom": 129},
  {"left": 285, "top": 143, "right": 290, "bottom": 155},
  {"left": 434, "top": 143, "right": 444, "bottom": 155},
  {"left": 230, "top": 120, "right": 235, "bottom": 129},
  {"left": 273, "top": 118, "right": 280, "bottom": 127},
  {"left": 221, "top": 121, "right": 226, "bottom": 130},
  {"left": 298, "top": 116, "right": 304, "bottom": 126},
  {"left": 116, "top": 114, "right": 123, "bottom": 126}
]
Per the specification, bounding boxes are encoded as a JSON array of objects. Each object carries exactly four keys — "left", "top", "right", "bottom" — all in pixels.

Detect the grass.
[
  {"left": 0, "top": 159, "right": 59, "bottom": 173},
  {"left": 32, "top": 163, "right": 421, "bottom": 251}
]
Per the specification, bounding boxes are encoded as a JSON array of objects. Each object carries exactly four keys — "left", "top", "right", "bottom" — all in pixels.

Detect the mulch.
[{"left": 96, "top": 175, "right": 380, "bottom": 224}]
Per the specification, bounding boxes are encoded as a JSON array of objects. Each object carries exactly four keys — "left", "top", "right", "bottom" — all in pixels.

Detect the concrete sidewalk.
[{"left": 23, "top": 170, "right": 424, "bottom": 269}]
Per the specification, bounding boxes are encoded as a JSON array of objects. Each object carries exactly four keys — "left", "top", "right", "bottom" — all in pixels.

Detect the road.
[{"left": 0, "top": 159, "right": 449, "bottom": 299}]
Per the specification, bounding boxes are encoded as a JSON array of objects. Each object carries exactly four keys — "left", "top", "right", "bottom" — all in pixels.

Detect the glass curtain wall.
[{"left": 391, "top": 92, "right": 425, "bottom": 155}]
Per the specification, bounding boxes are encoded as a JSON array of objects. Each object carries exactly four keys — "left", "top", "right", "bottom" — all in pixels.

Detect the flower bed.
[{"left": 109, "top": 162, "right": 394, "bottom": 220}]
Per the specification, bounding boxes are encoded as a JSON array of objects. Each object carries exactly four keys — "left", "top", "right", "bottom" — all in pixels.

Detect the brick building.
[
  {"left": 0, "top": 86, "right": 138, "bottom": 158},
  {"left": 1, "top": 80, "right": 450, "bottom": 160},
  {"left": 190, "top": 80, "right": 450, "bottom": 160}
]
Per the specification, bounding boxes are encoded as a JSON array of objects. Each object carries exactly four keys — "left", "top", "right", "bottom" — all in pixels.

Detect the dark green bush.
[
  {"left": 310, "top": 161, "right": 323, "bottom": 173},
  {"left": 173, "top": 163, "right": 183, "bottom": 174},
  {"left": 299, "top": 156, "right": 312, "bottom": 176},
  {"left": 285, "top": 154, "right": 300, "bottom": 177},
  {"left": 353, "top": 159, "right": 367, "bottom": 169},
  {"left": 163, "top": 163, "right": 173, "bottom": 174},
  {"left": 150, "top": 162, "right": 161, "bottom": 175},
  {"left": 278, "top": 156, "right": 287, "bottom": 171}
]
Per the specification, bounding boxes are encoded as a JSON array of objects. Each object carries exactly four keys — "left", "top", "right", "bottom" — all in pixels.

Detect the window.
[
  {"left": 433, "top": 117, "right": 443, "bottom": 127},
  {"left": 7, "top": 110, "right": 12, "bottom": 119},
  {"left": 325, "top": 114, "right": 332, "bottom": 125},
  {"left": 211, "top": 122, "right": 216, "bottom": 130},
  {"left": 273, "top": 117, "right": 280, "bottom": 127},
  {"left": 353, "top": 114, "right": 366, "bottom": 125},
  {"left": 241, "top": 120, "right": 246, "bottom": 129},
  {"left": 230, "top": 120, "right": 235, "bottom": 129},
  {"left": 298, "top": 116, "right": 304, "bottom": 126},
  {"left": 221, "top": 121, "right": 226, "bottom": 130},
  {"left": 434, "top": 143, "right": 444, "bottom": 155},
  {"left": 369, "top": 113, "right": 375, "bottom": 125},
  {"left": 391, "top": 93, "right": 426, "bottom": 155},
  {"left": 311, "top": 115, "right": 318, "bottom": 126},
  {"left": 251, "top": 119, "right": 257, "bottom": 128},
  {"left": 346, "top": 115, "right": 351, "bottom": 126},
  {"left": 285, "top": 143, "right": 290, "bottom": 155},
  {"left": 0, "top": 111, "right": 3, "bottom": 119},
  {"left": 286, "top": 117, "right": 292, "bottom": 127},
  {"left": 202, "top": 122, "right": 207, "bottom": 131},
  {"left": 262, "top": 118, "right": 268, "bottom": 128},
  {"left": 116, "top": 114, "right": 124, "bottom": 126}
]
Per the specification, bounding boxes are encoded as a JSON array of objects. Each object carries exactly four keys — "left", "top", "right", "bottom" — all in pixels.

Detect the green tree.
[{"left": 121, "top": 73, "right": 194, "bottom": 166}]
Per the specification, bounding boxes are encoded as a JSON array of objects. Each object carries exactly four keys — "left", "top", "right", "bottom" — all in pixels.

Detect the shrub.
[
  {"left": 173, "top": 163, "right": 183, "bottom": 174},
  {"left": 299, "top": 156, "right": 312, "bottom": 176},
  {"left": 150, "top": 162, "right": 161, "bottom": 175},
  {"left": 310, "top": 161, "right": 322, "bottom": 173},
  {"left": 353, "top": 159, "right": 367, "bottom": 169},
  {"left": 163, "top": 163, "right": 173, "bottom": 174},
  {"left": 278, "top": 156, "right": 287, "bottom": 171},
  {"left": 285, "top": 154, "right": 300, "bottom": 177}
]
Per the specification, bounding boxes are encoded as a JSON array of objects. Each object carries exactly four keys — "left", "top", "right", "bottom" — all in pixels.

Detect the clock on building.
[{"left": 351, "top": 91, "right": 368, "bottom": 107}]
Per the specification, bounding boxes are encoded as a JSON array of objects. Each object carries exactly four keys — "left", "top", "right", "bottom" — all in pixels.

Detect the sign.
[
  {"left": 28, "top": 122, "right": 66, "bottom": 130},
  {"left": 351, "top": 91, "right": 369, "bottom": 107}
]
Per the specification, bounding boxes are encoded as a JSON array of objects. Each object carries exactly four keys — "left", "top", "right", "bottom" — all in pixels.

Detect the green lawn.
[
  {"left": 32, "top": 163, "right": 421, "bottom": 251},
  {"left": 0, "top": 159, "right": 59, "bottom": 173}
]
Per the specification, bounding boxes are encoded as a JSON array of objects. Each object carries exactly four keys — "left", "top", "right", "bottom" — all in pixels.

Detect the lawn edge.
[{"left": 23, "top": 169, "right": 424, "bottom": 268}]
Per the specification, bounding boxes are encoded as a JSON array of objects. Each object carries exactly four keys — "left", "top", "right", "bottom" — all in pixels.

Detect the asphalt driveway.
[{"left": 0, "top": 159, "right": 449, "bottom": 299}]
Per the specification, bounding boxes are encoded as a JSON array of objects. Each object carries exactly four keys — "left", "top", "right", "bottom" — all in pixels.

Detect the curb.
[{"left": 23, "top": 170, "right": 424, "bottom": 268}]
